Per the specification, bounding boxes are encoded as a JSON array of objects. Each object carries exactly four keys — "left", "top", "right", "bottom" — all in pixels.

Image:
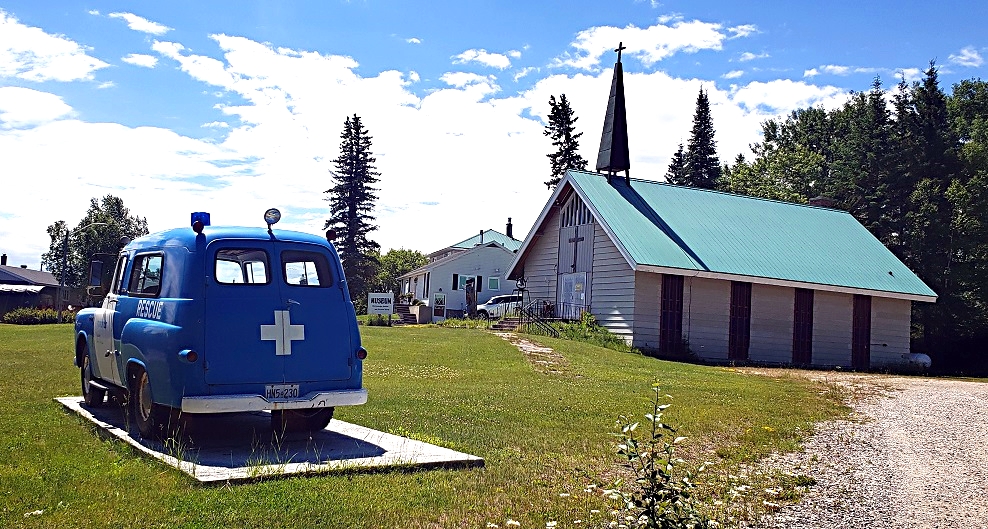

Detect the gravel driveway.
[{"left": 749, "top": 373, "right": 988, "bottom": 529}]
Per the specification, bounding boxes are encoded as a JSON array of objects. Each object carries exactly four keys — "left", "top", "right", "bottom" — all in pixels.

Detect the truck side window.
[
  {"left": 215, "top": 248, "right": 269, "bottom": 285},
  {"left": 129, "top": 254, "right": 163, "bottom": 297},
  {"left": 111, "top": 256, "right": 129, "bottom": 294},
  {"left": 282, "top": 250, "right": 332, "bottom": 287}
]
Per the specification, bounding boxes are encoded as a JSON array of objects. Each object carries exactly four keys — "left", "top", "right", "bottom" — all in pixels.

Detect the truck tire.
[
  {"left": 130, "top": 366, "right": 175, "bottom": 440},
  {"left": 80, "top": 352, "right": 105, "bottom": 407},
  {"left": 271, "top": 408, "right": 334, "bottom": 435}
]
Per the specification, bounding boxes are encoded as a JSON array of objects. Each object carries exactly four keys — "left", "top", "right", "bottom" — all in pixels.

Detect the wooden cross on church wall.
[{"left": 569, "top": 226, "right": 585, "bottom": 272}]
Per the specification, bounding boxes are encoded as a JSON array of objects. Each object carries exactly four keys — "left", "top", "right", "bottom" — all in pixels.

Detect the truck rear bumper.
[{"left": 181, "top": 389, "right": 368, "bottom": 413}]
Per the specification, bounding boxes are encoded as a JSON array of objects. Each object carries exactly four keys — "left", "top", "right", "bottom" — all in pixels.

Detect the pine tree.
[
  {"left": 683, "top": 88, "right": 721, "bottom": 189},
  {"left": 544, "top": 94, "right": 588, "bottom": 189},
  {"left": 325, "top": 114, "right": 381, "bottom": 312},
  {"left": 665, "top": 143, "right": 688, "bottom": 185}
]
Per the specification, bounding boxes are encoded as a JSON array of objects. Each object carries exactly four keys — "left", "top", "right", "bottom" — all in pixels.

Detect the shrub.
[
  {"left": 2, "top": 307, "right": 75, "bottom": 325},
  {"left": 605, "top": 383, "right": 711, "bottom": 529},
  {"left": 435, "top": 317, "right": 489, "bottom": 329},
  {"left": 553, "top": 312, "right": 636, "bottom": 353}
]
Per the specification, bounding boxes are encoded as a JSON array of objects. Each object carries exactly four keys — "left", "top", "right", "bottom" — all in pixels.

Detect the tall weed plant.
[{"left": 606, "top": 382, "right": 712, "bottom": 529}]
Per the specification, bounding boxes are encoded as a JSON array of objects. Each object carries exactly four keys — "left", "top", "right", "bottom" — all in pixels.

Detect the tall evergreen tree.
[
  {"left": 325, "top": 114, "right": 381, "bottom": 312},
  {"left": 665, "top": 143, "right": 687, "bottom": 185},
  {"left": 683, "top": 88, "right": 721, "bottom": 189},
  {"left": 543, "top": 94, "right": 588, "bottom": 189}
]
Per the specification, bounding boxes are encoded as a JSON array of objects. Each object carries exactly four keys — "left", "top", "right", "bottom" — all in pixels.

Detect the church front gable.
[{"left": 557, "top": 193, "right": 595, "bottom": 319}]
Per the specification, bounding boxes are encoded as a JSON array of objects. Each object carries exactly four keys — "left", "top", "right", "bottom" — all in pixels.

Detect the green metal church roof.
[{"left": 566, "top": 169, "right": 936, "bottom": 300}]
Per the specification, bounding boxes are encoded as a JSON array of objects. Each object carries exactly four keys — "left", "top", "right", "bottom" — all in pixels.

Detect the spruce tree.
[
  {"left": 665, "top": 143, "right": 688, "bottom": 185},
  {"left": 544, "top": 94, "right": 588, "bottom": 189},
  {"left": 325, "top": 114, "right": 381, "bottom": 312},
  {"left": 683, "top": 88, "right": 721, "bottom": 189}
]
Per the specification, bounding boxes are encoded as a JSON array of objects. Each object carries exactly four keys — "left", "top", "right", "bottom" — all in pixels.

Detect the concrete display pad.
[{"left": 56, "top": 397, "right": 484, "bottom": 483}]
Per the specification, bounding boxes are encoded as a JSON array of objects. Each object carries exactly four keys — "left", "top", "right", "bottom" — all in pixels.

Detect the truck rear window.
[
  {"left": 215, "top": 248, "right": 270, "bottom": 284},
  {"left": 282, "top": 250, "right": 332, "bottom": 287}
]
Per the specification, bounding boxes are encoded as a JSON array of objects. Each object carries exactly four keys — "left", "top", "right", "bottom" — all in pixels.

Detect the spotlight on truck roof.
[{"left": 264, "top": 208, "right": 281, "bottom": 231}]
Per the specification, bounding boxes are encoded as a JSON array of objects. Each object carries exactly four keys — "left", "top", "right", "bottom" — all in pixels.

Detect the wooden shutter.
[
  {"left": 852, "top": 294, "right": 871, "bottom": 370},
  {"left": 659, "top": 275, "right": 684, "bottom": 354},
  {"left": 728, "top": 282, "right": 751, "bottom": 361},
  {"left": 452, "top": 274, "right": 459, "bottom": 290},
  {"left": 477, "top": 276, "right": 483, "bottom": 292},
  {"left": 792, "top": 289, "right": 814, "bottom": 364}
]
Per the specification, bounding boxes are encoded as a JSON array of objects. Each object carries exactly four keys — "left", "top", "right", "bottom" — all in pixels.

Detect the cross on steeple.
[{"left": 615, "top": 42, "right": 627, "bottom": 63}]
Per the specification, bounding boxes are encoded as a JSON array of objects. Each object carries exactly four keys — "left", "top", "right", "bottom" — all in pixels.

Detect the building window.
[
  {"left": 488, "top": 277, "right": 500, "bottom": 291},
  {"left": 852, "top": 294, "right": 871, "bottom": 370},
  {"left": 659, "top": 274, "right": 684, "bottom": 354},
  {"left": 728, "top": 282, "right": 752, "bottom": 361},
  {"left": 792, "top": 288, "right": 814, "bottom": 364}
]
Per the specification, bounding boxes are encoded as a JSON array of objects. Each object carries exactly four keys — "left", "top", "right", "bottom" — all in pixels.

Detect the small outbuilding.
[
  {"left": 505, "top": 169, "right": 937, "bottom": 370},
  {"left": 0, "top": 258, "right": 62, "bottom": 316}
]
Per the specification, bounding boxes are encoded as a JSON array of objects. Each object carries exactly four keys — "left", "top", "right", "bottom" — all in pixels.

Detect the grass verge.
[{"left": 0, "top": 323, "right": 845, "bottom": 528}]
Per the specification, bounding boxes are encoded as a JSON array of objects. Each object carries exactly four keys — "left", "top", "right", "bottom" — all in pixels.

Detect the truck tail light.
[
  {"left": 179, "top": 349, "right": 198, "bottom": 363},
  {"left": 356, "top": 347, "right": 367, "bottom": 360}
]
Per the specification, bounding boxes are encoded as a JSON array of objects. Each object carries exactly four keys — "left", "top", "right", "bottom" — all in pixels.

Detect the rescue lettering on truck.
[{"left": 73, "top": 209, "right": 367, "bottom": 440}]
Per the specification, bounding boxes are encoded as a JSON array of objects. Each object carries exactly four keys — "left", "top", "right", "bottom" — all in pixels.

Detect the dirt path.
[{"left": 750, "top": 372, "right": 988, "bottom": 529}]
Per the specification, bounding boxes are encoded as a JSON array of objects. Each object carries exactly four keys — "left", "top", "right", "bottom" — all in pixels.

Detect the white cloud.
[
  {"left": 514, "top": 66, "right": 538, "bottom": 82},
  {"left": 739, "top": 51, "right": 769, "bottom": 62},
  {"left": 452, "top": 49, "right": 512, "bottom": 70},
  {"left": 88, "top": 10, "right": 100, "bottom": 16},
  {"left": 97, "top": 81, "right": 114, "bottom": 89},
  {"left": 0, "top": 9, "right": 110, "bottom": 81},
  {"left": 406, "top": 37, "right": 422, "bottom": 45},
  {"left": 0, "top": 29, "right": 855, "bottom": 269},
  {"left": 108, "top": 12, "right": 172, "bottom": 36},
  {"left": 723, "top": 70, "right": 744, "bottom": 79},
  {"left": 728, "top": 24, "right": 758, "bottom": 39},
  {"left": 508, "top": 50, "right": 522, "bottom": 59},
  {"left": 0, "top": 86, "right": 74, "bottom": 127},
  {"left": 949, "top": 46, "right": 984, "bottom": 68},
  {"left": 202, "top": 121, "right": 230, "bottom": 128},
  {"left": 121, "top": 53, "right": 158, "bottom": 68},
  {"left": 730, "top": 79, "right": 848, "bottom": 114},
  {"left": 804, "top": 64, "right": 882, "bottom": 77},
  {"left": 552, "top": 18, "right": 743, "bottom": 70},
  {"left": 896, "top": 67, "right": 923, "bottom": 83}
]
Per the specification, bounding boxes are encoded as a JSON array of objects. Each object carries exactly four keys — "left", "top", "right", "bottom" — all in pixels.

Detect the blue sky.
[{"left": 2, "top": 0, "right": 986, "bottom": 269}]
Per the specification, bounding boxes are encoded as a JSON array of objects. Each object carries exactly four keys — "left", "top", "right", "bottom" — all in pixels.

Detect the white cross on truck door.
[{"left": 260, "top": 310, "right": 305, "bottom": 355}]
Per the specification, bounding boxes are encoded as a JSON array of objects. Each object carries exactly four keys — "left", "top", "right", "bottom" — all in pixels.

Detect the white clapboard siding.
[
  {"left": 633, "top": 271, "right": 661, "bottom": 350},
  {"left": 591, "top": 222, "right": 636, "bottom": 343},
  {"left": 683, "top": 277, "right": 730, "bottom": 360},
  {"left": 522, "top": 208, "right": 561, "bottom": 303},
  {"left": 869, "top": 296, "right": 912, "bottom": 368},
  {"left": 426, "top": 245, "right": 518, "bottom": 312},
  {"left": 812, "top": 291, "right": 853, "bottom": 367},
  {"left": 749, "top": 284, "right": 796, "bottom": 364}
]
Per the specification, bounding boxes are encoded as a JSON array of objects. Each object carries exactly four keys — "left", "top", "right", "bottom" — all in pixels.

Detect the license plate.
[{"left": 265, "top": 384, "right": 299, "bottom": 400}]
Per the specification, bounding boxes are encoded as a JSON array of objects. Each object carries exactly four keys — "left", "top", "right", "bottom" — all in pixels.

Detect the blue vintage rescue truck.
[{"left": 74, "top": 211, "right": 367, "bottom": 439}]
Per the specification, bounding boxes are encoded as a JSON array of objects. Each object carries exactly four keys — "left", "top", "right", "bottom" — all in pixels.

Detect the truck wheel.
[
  {"left": 130, "top": 367, "right": 174, "bottom": 440},
  {"left": 271, "top": 408, "right": 334, "bottom": 434},
  {"left": 80, "top": 353, "right": 105, "bottom": 406}
]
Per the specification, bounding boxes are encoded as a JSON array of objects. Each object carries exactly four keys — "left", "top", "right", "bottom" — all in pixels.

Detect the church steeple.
[{"left": 595, "top": 42, "right": 630, "bottom": 183}]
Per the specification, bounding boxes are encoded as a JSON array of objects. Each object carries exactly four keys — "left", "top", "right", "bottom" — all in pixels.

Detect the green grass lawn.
[{"left": 0, "top": 324, "right": 845, "bottom": 528}]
